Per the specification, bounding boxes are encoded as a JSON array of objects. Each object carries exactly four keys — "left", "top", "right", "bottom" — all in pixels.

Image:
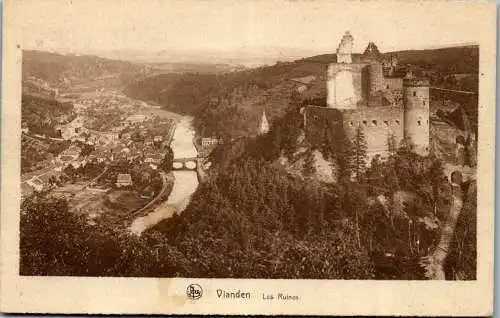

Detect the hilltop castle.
[{"left": 304, "top": 31, "right": 430, "bottom": 164}]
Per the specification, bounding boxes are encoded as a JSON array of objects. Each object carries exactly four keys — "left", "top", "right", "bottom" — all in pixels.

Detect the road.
[
  {"left": 132, "top": 171, "right": 170, "bottom": 217},
  {"left": 420, "top": 165, "right": 476, "bottom": 280},
  {"left": 420, "top": 183, "right": 464, "bottom": 279}
]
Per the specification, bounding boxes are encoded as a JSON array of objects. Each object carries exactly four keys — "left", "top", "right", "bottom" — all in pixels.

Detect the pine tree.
[
  {"left": 338, "top": 135, "right": 354, "bottom": 180},
  {"left": 353, "top": 125, "right": 368, "bottom": 182},
  {"left": 386, "top": 132, "right": 397, "bottom": 155}
]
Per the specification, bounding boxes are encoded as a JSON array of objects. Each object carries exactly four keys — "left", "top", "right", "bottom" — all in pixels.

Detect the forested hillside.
[
  {"left": 22, "top": 94, "right": 74, "bottom": 136},
  {"left": 23, "top": 50, "right": 142, "bottom": 86},
  {"left": 303, "top": 45, "right": 479, "bottom": 76},
  {"left": 20, "top": 104, "right": 477, "bottom": 279}
]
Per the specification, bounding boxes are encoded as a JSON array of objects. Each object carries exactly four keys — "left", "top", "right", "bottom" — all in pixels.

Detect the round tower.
[{"left": 403, "top": 75, "right": 430, "bottom": 156}]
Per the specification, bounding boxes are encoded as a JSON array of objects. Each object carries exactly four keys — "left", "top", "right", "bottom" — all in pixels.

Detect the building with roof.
[
  {"left": 201, "top": 137, "right": 221, "bottom": 147},
  {"left": 125, "top": 114, "right": 147, "bottom": 125},
  {"left": 27, "top": 177, "right": 45, "bottom": 192},
  {"left": 115, "top": 173, "right": 133, "bottom": 187},
  {"left": 305, "top": 32, "right": 430, "bottom": 164}
]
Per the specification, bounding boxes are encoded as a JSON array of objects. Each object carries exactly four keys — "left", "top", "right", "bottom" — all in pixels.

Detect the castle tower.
[
  {"left": 259, "top": 110, "right": 269, "bottom": 135},
  {"left": 403, "top": 72, "right": 430, "bottom": 156},
  {"left": 336, "top": 31, "right": 354, "bottom": 63},
  {"left": 327, "top": 31, "right": 358, "bottom": 109}
]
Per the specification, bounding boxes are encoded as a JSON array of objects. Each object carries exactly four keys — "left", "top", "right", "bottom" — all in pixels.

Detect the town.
[{"left": 21, "top": 84, "right": 220, "bottom": 229}]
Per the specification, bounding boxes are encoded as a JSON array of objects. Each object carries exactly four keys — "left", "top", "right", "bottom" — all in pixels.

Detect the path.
[
  {"left": 430, "top": 86, "right": 477, "bottom": 95},
  {"left": 419, "top": 163, "right": 476, "bottom": 279},
  {"left": 419, "top": 183, "right": 464, "bottom": 279},
  {"left": 84, "top": 167, "right": 109, "bottom": 188},
  {"left": 132, "top": 171, "right": 169, "bottom": 216}
]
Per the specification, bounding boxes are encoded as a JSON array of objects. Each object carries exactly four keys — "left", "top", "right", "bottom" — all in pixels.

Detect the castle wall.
[
  {"left": 383, "top": 77, "right": 404, "bottom": 106},
  {"left": 327, "top": 63, "right": 368, "bottom": 109},
  {"left": 384, "top": 77, "right": 403, "bottom": 90},
  {"left": 342, "top": 106, "right": 405, "bottom": 163},
  {"left": 368, "top": 63, "right": 384, "bottom": 94}
]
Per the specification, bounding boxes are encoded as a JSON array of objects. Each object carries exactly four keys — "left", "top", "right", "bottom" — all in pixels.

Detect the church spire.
[{"left": 259, "top": 110, "right": 269, "bottom": 135}]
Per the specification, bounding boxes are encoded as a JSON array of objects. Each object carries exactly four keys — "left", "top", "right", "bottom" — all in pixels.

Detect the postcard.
[{"left": 1, "top": 0, "right": 496, "bottom": 315}]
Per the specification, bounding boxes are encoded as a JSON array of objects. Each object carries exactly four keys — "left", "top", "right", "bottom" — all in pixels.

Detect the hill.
[
  {"left": 21, "top": 94, "right": 75, "bottom": 136},
  {"left": 301, "top": 45, "right": 479, "bottom": 76},
  {"left": 131, "top": 62, "right": 245, "bottom": 75},
  {"left": 23, "top": 50, "right": 143, "bottom": 89},
  {"left": 124, "top": 45, "right": 478, "bottom": 139}
]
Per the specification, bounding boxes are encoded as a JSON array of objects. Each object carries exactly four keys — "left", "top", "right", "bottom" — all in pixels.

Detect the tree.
[
  {"left": 303, "top": 149, "right": 316, "bottom": 177},
  {"left": 161, "top": 147, "right": 174, "bottom": 172},
  {"left": 387, "top": 132, "right": 397, "bottom": 155},
  {"left": 80, "top": 143, "right": 95, "bottom": 157},
  {"left": 352, "top": 125, "right": 368, "bottom": 182},
  {"left": 399, "top": 135, "right": 415, "bottom": 154},
  {"left": 338, "top": 135, "right": 354, "bottom": 180}
]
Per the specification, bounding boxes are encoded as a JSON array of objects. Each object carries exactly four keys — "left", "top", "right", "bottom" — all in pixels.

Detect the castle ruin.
[{"left": 305, "top": 31, "right": 430, "bottom": 164}]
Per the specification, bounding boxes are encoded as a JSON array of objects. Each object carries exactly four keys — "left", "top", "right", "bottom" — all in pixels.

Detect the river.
[{"left": 130, "top": 115, "right": 200, "bottom": 235}]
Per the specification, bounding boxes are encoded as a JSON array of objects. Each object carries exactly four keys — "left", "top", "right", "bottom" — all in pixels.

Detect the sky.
[{"left": 7, "top": 0, "right": 485, "bottom": 62}]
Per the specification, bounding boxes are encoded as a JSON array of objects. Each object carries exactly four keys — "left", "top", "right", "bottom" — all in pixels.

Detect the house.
[
  {"left": 290, "top": 76, "right": 317, "bottom": 93},
  {"left": 27, "top": 177, "right": 44, "bottom": 192},
  {"left": 144, "top": 151, "right": 164, "bottom": 164},
  {"left": 105, "top": 132, "right": 120, "bottom": 141},
  {"left": 124, "top": 114, "right": 147, "bottom": 125},
  {"left": 201, "top": 137, "right": 221, "bottom": 147},
  {"left": 145, "top": 137, "right": 154, "bottom": 146},
  {"left": 58, "top": 145, "right": 81, "bottom": 162},
  {"left": 70, "top": 159, "right": 87, "bottom": 169},
  {"left": 153, "top": 135, "right": 163, "bottom": 143},
  {"left": 56, "top": 116, "right": 85, "bottom": 140},
  {"left": 116, "top": 173, "right": 133, "bottom": 187}
]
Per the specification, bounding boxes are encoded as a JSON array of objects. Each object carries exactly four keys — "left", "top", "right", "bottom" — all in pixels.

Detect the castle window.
[
  {"left": 372, "top": 120, "right": 377, "bottom": 126},
  {"left": 383, "top": 120, "right": 389, "bottom": 126},
  {"left": 349, "top": 121, "right": 354, "bottom": 127},
  {"left": 423, "top": 100, "right": 426, "bottom": 106},
  {"left": 362, "top": 120, "right": 367, "bottom": 126},
  {"left": 417, "top": 120, "right": 422, "bottom": 126},
  {"left": 395, "top": 120, "right": 400, "bottom": 126},
  {"left": 386, "top": 85, "right": 390, "bottom": 89},
  {"left": 413, "top": 92, "right": 417, "bottom": 97}
]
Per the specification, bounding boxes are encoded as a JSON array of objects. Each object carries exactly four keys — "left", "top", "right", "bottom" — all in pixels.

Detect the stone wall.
[
  {"left": 342, "top": 106, "right": 405, "bottom": 162},
  {"left": 327, "top": 63, "right": 369, "bottom": 109},
  {"left": 368, "top": 63, "right": 384, "bottom": 94},
  {"left": 382, "top": 77, "right": 404, "bottom": 106}
]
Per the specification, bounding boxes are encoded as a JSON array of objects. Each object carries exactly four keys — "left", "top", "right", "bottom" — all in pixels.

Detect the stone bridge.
[
  {"left": 172, "top": 157, "right": 197, "bottom": 170},
  {"left": 443, "top": 163, "right": 476, "bottom": 186}
]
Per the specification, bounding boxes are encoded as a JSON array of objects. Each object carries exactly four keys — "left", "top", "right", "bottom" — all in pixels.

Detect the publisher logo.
[{"left": 186, "top": 284, "right": 203, "bottom": 300}]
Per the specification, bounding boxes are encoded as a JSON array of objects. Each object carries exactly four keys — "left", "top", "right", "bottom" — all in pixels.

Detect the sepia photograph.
[{"left": 1, "top": 0, "right": 496, "bottom": 315}]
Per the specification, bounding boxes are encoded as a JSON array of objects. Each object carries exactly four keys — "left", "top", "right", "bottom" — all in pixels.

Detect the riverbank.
[{"left": 129, "top": 111, "right": 200, "bottom": 235}]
